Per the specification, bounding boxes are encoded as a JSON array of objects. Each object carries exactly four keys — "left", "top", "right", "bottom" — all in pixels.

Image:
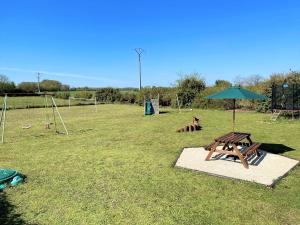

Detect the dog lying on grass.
[{"left": 176, "top": 117, "right": 201, "bottom": 132}]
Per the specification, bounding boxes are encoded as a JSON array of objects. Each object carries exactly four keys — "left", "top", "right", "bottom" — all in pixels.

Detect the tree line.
[
  {"left": 0, "top": 70, "right": 299, "bottom": 112},
  {"left": 0, "top": 74, "right": 70, "bottom": 93},
  {"left": 94, "top": 70, "right": 299, "bottom": 112}
]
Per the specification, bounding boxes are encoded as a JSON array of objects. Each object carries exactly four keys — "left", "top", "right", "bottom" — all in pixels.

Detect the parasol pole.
[{"left": 233, "top": 99, "right": 236, "bottom": 132}]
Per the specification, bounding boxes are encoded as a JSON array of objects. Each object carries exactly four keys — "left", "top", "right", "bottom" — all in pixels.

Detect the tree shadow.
[
  {"left": 0, "top": 192, "right": 38, "bottom": 225},
  {"left": 260, "top": 143, "right": 295, "bottom": 154}
]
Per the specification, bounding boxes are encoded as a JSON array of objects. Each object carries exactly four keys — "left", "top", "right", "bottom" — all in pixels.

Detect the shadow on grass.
[
  {"left": 260, "top": 143, "right": 295, "bottom": 154},
  {"left": 159, "top": 110, "right": 171, "bottom": 114},
  {"left": 0, "top": 192, "right": 38, "bottom": 225}
]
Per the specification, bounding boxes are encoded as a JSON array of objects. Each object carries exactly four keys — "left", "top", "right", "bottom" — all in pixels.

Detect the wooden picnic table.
[{"left": 205, "top": 132, "right": 261, "bottom": 169}]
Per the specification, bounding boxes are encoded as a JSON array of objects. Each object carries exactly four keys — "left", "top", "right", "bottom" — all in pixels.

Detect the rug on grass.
[{"left": 175, "top": 147, "right": 299, "bottom": 187}]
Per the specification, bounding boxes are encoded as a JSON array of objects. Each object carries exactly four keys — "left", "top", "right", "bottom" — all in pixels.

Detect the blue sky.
[{"left": 0, "top": 0, "right": 299, "bottom": 87}]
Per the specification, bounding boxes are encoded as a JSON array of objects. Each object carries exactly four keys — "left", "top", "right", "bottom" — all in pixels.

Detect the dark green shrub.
[
  {"left": 55, "top": 91, "right": 70, "bottom": 99},
  {"left": 40, "top": 80, "right": 62, "bottom": 91},
  {"left": 176, "top": 73, "right": 206, "bottom": 107},
  {"left": 74, "top": 91, "right": 93, "bottom": 99},
  {"left": 192, "top": 85, "right": 229, "bottom": 109},
  {"left": 18, "top": 82, "right": 37, "bottom": 93},
  {"left": 159, "top": 94, "right": 172, "bottom": 106},
  {"left": 95, "top": 88, "right": 121, "bottom": 102},
  {"left": 0, "top": 75, "right": 16, "bottom": 93},
  {"left": 120, "top": 91, "right": 137, "bottom": 104},
  {"left": 137, "top": 86, "right": 177, "bottom": 106}
]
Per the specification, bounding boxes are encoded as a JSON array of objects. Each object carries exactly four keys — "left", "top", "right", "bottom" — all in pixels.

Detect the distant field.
[
  {"left": 0, "top": 96, "right": 96, "bottom": 109},
  {"left": 0, "top": 105, "right": 299, "bottom": 225}
]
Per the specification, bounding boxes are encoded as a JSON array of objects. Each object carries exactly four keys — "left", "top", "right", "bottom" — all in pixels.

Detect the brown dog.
[{"left": 176, "top": 117, "right": 201, "bottom": 132}]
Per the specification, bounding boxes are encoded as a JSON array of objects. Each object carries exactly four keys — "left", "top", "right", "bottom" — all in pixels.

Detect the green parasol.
[{"left": 205, "top": 86, "right": 267, "bottom": 131}]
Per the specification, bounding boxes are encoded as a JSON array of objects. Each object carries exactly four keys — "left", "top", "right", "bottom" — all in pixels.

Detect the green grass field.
[
  {"left": 0, "top": 96, "right": 95, "bottom": 110},
  {"left": 0, "top": 105, "right": 299, "bottom": 225}
]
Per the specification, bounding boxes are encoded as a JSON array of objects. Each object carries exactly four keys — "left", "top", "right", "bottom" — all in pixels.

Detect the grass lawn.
[
  {"left": 0, "top": 96, "right": 95, "bottom": 110},
  {"left": 0, "top": 104, "right": 299, "bottom": 225}
]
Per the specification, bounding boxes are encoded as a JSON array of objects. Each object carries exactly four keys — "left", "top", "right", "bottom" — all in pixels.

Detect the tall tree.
[
  {"left": 18, "top": 82, "right": 38, "bottom": 92},
  {"left": 234, "top": 74, "right": 264, "bottom": 86},
  {"left": 40, "top": 80, "right": 62, "bottom": 91},
  {"left": 215, "top": 80, "right": 232, "bottom": 88},
  {"left": 176, "top": 73, "right": 206, "bottom": 107},
  {"left": 0, "top": 74, "right": 16, "bottom": 93}
]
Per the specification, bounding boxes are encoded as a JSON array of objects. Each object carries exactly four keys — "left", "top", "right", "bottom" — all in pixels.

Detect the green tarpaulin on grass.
[
  {"left": 0, "top": 169, "right": 18, "bottom": 183},
  {"left": 0, "top": 169, "right": 24, "bottom": 190}
]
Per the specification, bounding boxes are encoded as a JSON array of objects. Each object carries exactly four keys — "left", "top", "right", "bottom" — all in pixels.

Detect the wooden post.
[{"left": 69, "top": 96, "right": 71, "bottom": 109}]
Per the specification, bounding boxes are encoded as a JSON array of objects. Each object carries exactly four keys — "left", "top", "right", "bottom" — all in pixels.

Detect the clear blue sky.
[{"left": 0, "top": 0, "right": 299, "bottom": 87}]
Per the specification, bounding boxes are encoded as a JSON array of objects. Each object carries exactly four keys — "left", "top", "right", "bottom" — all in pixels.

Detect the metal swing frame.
[{"left": 0, "top": 93, "right": 68, "bottom": 144}]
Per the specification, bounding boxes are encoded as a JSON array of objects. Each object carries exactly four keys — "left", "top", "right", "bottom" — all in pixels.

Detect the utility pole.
[
  {"left": 37, "top": 72, "right": 41, "bottom": 93},
  {"left": 134, "top": 48, "right": 144, "bottom": 91}
]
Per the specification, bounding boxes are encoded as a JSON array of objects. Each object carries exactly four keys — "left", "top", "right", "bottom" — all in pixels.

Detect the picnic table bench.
[{"left": 205, "top": 132, "right": 261, "bottom": 169}]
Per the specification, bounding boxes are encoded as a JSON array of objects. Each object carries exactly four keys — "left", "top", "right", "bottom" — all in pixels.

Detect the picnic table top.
[{"left": 215, "top": 132, "right": 251, "bottom": 144}]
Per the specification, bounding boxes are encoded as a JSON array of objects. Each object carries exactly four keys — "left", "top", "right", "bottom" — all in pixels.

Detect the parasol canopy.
[{"left": 205, "top": 86, "right": 268, "bottom": 130}]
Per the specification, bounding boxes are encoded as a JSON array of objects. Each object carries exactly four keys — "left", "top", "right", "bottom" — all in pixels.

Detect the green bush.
[
  {"left": 55, "top": 91, "right": 71, "bottom": 99},
  {"left": 192, "top": 85, "right": 231, "bottom": 109},
  {"left": 74, "top": 91, "right": 93, "bottom": 99},
  {"left": 0, "top": 75, "right": 16, "bottom": 93},
  {"left": 176, "top": 73, "right": 206, "bottom": 107},
  {"left": 256, "top": 71, "right": 300, "bottom": 112},
  {"left": 18, "top": 82, "right": 38, "bottom": 93},
  {"left": 40, "top": 80, "right": 62, "bottom": 91},
  {"left": 137, "top": 86, "right": 177, "bottom": 106},
  {"left": 159, "top": 94, "right": 173, "bottom": 106},
  {"left": 95, "top": 88, "right": 121, "bottom": 102},
  {"left": 120, "top": 91, "right": 137, "bottom": 104}
]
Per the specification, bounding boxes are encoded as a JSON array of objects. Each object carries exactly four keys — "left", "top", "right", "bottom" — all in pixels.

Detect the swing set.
[{"left": 0, "top": 93, "right": 69, "bottom": 143}]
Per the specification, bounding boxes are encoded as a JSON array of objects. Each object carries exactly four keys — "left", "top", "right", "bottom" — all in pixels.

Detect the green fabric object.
[
  {"left": 10, "top": 175, "right": 24, "bottom": 186},
  {"left": 0, "top": 169, "right": 24, "bottom": 190},
  {"left": 145, "top": 100, "right": 153, "bottom": 115},
  {"left": 0, "top": 169, "right": 18, "bottom": 183},
  {"left": 204, "top": 86, "right": 267, "bottom": 131},
  {"left": 0, "top": 183, "right": 7, "bottom": 190},
  {"left": 205, "top": 86, "right": 267, "bottom": 100}
]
